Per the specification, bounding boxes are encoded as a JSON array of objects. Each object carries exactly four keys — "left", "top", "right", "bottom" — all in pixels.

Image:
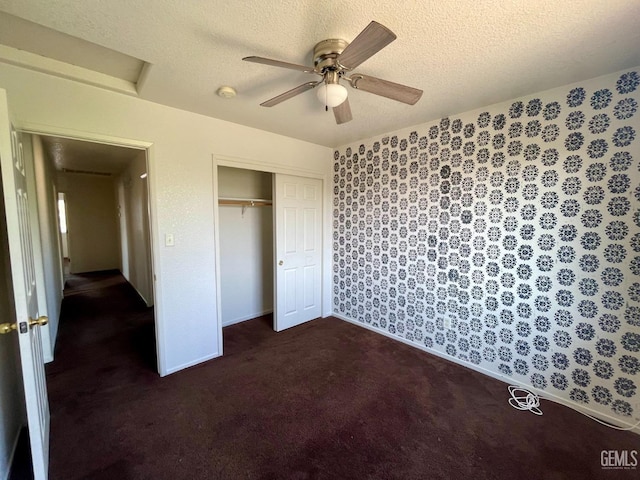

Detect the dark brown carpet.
[{"left": 45, "top": 271, "right": 638, "bottom": 480}]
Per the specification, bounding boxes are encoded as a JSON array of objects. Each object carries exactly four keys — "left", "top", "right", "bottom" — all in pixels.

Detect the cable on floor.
[
  {"left": 508, "top": 385, "right": 640, "bottom": 431},
  {"left": 508, "top": 386, "right": 543, "bottom": 415}
]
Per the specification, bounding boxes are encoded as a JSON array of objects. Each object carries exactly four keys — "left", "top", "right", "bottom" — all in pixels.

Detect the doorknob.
[
  {"left": 278, "top": 260, "right": 283, "bottom": 266},
  {"left": 0, "top": 316, "right": 48, "bottom": 335},
  {"left": 0, "top": 322, "right": 17, "bottom": 335},
  {"left": 29, "top": 316, "right": 48, "bottom": 328}
]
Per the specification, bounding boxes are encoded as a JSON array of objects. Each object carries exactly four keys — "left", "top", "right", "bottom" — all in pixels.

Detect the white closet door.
[{"left": 274, "top": 174, "right": 322, "bottom": 331}]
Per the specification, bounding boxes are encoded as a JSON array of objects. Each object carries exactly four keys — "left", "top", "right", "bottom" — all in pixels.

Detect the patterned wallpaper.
[{"left": 333, "top": 68, "right": 640, "bottom": 422}]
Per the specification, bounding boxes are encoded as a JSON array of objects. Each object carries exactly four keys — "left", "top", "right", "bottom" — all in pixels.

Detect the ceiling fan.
[{"left": 243, "top": 21, "right": 423, "bottom": 124}]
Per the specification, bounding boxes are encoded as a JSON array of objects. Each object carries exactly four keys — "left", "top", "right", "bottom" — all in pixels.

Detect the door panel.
[
  {"left": 303, "top": 209, "right": 316, "bottom": 251},
  {"left": 284, "top": 207, "right": 296, "bottom": 254},
  {"left": 0, "top": 90, "right": 50, "bottom": 480},
  {"left": 303, "top": 184, "right": 316, "bottom": 200},
  {"left": 284, "top": 268, "right": 297, "bottom": 315},
  {"left": 283, "top": 182, "right": 297, "bottom": 199},
  {"left": 303, "top": 265, "right": 315, "bottom": 309},
  {"left": 274, "top": 174, "right": 322, "bottom": 331}
]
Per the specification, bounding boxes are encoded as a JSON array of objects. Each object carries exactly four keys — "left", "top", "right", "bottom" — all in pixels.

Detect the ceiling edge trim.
[
  {"left": 18, "top": 121, "right": 152, "bottom": 150},
  {"left": 0, "top": 44, "right": 139, "bottom": 96}
]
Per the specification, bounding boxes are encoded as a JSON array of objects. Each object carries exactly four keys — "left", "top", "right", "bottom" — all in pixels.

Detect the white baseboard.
[
  {"left": 3, "top": 426, "right": 22, "bottom": 480},
  {"left": 333, "top": 312, "right": 640, "bottom": 434},
  {"left": 131, "top": 283, "right": 153, "bottom": 308},
  {"left": 222, "top": 309, "right": 273, "bottom": 327}
]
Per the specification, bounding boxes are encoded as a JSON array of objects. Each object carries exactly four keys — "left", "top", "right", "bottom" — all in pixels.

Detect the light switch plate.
[{"left": 165, "top": 234, "right": 175, "bottom": 246}]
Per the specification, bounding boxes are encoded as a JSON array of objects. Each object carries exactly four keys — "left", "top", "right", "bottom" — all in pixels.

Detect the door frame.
[
  {"left": 212, "top": 154, "right": 332, "bottom": 355},
  {"left": 15, "top": 121, "right": 167, "bottom": 375}
]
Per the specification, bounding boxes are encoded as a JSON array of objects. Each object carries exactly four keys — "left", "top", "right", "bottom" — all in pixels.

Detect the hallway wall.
[
  {"left": 117, "top": 151, "right": 153, "bottom": 306},
  {"left": 57, "top": 172, "right": 120, "bottom": 274},
  {"left": 29, "top": 135, "right": 64, "bottom": 362}
]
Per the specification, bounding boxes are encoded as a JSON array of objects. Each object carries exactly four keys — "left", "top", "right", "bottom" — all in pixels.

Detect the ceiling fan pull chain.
[{"left": 325, "top": 83, "right": 328, "bottom": 111}]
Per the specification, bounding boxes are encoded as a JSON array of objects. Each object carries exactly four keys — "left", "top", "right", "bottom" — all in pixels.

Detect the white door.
[
  {"left": 274, "top": 174, "right": 322, "bottom": 331},
  {"left": 0, "top": 90, "right": 50, "bottom": 479}
]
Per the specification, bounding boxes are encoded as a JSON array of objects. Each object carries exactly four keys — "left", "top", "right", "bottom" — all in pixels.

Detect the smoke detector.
[{"left": 217, "top": 86, "right": 237, "bottom": 99}]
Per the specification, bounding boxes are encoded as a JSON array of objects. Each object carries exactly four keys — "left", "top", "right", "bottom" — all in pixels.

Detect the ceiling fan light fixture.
[{"left": 316, "top": 83, "right": 348, "bottom": 108}]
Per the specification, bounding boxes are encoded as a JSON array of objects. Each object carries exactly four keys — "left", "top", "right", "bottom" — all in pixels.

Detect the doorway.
[
  {"left": 214, "top": 160, "right": 324, "bottom": 353},
  {"left": 26, "top": 131, "right": 159, "bottom": 370}
]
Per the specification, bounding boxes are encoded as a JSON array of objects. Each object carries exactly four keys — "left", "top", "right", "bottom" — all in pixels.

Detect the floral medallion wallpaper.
[{"left": 333, "top": 68, "right": 640, "bottom": 422}]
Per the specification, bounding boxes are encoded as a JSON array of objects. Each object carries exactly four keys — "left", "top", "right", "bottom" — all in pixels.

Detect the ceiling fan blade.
[
  {"left": 350, "top": 74, "right": 423, "bottom": 105},
  {"left": 260, "top": 81, "right": 320, "bottom": 107},
  {"left": 243, "top": 56, "right": 316, "bottom": 74},
  {"left": 338, "top": 21, "right": 396, "bottom": 70},
  {"left": 333, "top": 99, "right": 353, "bottom": 124}
]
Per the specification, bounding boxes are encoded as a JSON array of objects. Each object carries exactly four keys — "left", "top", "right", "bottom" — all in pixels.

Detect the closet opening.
[{"left": 217, "top": 166, "right": 274, "bottom": 329}]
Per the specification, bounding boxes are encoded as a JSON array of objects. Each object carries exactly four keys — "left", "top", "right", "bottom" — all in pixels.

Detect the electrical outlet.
[{"left": 444, "top": 318, "right": 451, "bottom": 330}]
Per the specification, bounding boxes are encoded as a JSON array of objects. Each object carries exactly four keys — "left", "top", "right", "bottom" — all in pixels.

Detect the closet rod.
[{"left": 218, "top": 198, "right": 272, "bottom": 207}]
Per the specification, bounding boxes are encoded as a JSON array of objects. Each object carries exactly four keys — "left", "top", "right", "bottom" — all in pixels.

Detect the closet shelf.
[{"left": 218, "top": 197, "right": 272, "bottom": 207}]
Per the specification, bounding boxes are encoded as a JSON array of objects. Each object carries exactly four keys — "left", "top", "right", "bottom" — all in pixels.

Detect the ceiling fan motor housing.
[{"left": 313, "top": 39, "right": 349, "bottom": 73}]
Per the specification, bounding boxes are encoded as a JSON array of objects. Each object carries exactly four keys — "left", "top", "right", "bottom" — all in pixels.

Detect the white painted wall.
[
  {"left": 117, "top": 151, "right": 153, "bottom": 306},
  {"left": 0, "top": 63, "right": 332, "bottom": 375},
  {"left": 57, "top": 172, "right": 120, "bottom": 274},
  {"left": 218, "top": 167, "right": 273, "bottom": 200},
  {"left": 28, "top": 135, "right": 63, "bottom": 362},
  {"left": 116, "top": 182, "right": 129, "bottom": 279},
  {"left": 0, "top": 173, "right": 25, "bottom": 480},
  {"left": 218, "top": 167, "right": 273, "bottom": 326}
]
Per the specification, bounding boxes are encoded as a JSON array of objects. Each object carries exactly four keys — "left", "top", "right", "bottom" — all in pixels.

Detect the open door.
[
  {"left": 0, "top": 90, "right": 50, "bottom": 479},
  {"left": 274, "top": 174, "right": 322, "bottom": 331}
]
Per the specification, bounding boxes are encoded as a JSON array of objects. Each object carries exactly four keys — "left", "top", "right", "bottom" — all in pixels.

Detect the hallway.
[{"left": 46, "top": 271, "right": 156, "bottom": 479}]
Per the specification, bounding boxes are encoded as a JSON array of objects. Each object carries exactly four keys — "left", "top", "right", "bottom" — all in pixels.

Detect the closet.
[{"left": 217, "top": 166, "right": 273, "bottom": 327}]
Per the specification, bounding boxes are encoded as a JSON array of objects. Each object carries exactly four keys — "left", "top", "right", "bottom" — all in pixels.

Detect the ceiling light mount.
[
  {"left": 217, "top": 86, "right": 237, "bottom": 99},
  {"left": 313, "top": 39, "right": 349, "bottom": 72}
]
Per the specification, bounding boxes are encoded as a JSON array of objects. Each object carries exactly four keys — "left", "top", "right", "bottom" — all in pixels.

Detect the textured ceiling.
[
  {"left": 41, "top": 136, "right": 142, "bottom": 175},
  {"left": 1, "top": 0, "right": 640, "bottom": 149}
]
